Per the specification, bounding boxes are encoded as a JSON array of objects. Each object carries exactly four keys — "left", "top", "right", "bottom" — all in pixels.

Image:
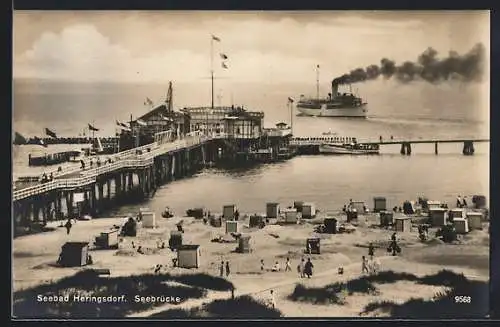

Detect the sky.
[{"left": 13, "top": 11, "right": 490, "bottom": 84}]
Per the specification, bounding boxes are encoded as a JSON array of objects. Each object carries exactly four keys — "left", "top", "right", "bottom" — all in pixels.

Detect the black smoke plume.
[{"left": 332, "top": 43, "right": 486, "bottom": 85}]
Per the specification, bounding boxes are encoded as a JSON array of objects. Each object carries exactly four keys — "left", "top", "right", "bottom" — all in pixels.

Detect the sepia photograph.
[{"left": 12, "top": 10, "right": 490, "bottom": 319}]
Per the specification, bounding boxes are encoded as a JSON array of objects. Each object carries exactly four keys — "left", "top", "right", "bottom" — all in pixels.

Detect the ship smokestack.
[{"left": 331, "top": 81, "right": 339, "bottom": 97}]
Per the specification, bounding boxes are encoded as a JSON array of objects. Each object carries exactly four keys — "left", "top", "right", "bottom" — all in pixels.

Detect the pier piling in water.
[
  {"left": 463, "top": 141, "right": 475, "bottom": 156},
  {"left": 400, "top": 142, "right": 412, "bottom": 155}
]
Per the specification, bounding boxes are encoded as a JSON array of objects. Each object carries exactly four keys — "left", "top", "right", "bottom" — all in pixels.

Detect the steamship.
[{"left": 296, "top": 81, "right": 368, "bottom": 118}]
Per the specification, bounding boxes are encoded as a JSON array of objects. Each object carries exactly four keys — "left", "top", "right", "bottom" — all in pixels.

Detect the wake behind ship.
[{"left": 296, "top": 80, "right": 368, "bottom": 118}]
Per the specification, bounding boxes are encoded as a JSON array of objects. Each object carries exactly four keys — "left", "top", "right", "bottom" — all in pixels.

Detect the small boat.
[{"left": 319, "top": 143, "right": 379, "bottom": 155}]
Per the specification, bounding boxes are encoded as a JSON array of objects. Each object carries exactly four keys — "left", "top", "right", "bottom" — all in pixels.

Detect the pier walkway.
[
  {"left": 13, "top": 133, "right": 214, "bottom": 201},
  {"left": 290, "top": 136, "right": 489, "bottom": 156}
]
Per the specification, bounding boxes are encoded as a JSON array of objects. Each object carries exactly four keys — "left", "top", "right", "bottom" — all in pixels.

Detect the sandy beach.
[{"left": 13, "top": 210, "right": 490, "bottom": 318}]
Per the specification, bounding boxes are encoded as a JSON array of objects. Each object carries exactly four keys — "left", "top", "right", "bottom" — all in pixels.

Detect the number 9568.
[{"left": 455, "top": 296, "right": 471, "bottom": 303}]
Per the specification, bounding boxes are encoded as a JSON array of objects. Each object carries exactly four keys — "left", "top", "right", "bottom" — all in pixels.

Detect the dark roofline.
[{"left": 132, "top": 104, "right": 188, "bottom": 123}]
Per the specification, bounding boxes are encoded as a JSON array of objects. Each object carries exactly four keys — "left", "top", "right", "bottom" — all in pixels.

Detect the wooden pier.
[
  {"left": 289, "top": 137, "right": 489, "bottom": 156},
  {"left": 363, "top": 139, "right": 489, "bottom": 156},
  {"left": 12, "top": 132, "right": 227, "bottom": 236}
]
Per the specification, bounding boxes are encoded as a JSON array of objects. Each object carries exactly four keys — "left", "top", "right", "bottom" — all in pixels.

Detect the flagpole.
[
  {"left": 316, "top": 65, "right": 320, "bottom": 101},
  {"left": 211, "top": 36, "right": 214, "bottom": 109}
]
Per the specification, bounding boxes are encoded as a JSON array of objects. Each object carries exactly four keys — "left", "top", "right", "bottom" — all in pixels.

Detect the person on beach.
[
  {"left": 234, "top": 210, "right": 240, "bottom": 221},
  {"left": 269, "top": 290, "right": 276, "bottom": 309},
  {"left": 65, "top": 219, "right": 72, "bottom": 235},
  {"left": 219, "top": 261, "right": 224, "bottom": 277},
  {"left": 304, "top": 258, "right": 314, "bottom": 278},
  {"left": 362, "top": 256, "right": 369, "bottom": 274},
  {"left": 272, "top": 261, "right": 280, "bottom": 272},
  {"left": 225, "top": 261, "right": 231, "bottom": 277},
  {"left": 285, "top": 257, "right": 292, "bottom": 271},
  {"left": 368, "top": 242, "right": 375, "bottom": 260},
  {"left": 261, "top": 259, "right": 265, "bottom": 271},
  {"left": 298, "top": 258, "right": 305, "bottom": 278}
]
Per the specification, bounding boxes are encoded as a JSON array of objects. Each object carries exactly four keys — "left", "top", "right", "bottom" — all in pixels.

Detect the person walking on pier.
[
  {"left": 65, "top": 219, "right": 73, "bottom": 235},
  {"left": 225, "top": 261, "right": 231, "bottom": 277},
  {"left": 456, "top": 195, "right": 462, "bottom": 208},
  {"left": 234, "top": 210, "right": 240, "bottom": 221}
]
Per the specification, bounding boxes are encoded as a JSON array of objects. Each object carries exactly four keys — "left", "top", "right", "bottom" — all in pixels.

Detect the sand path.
[{"left": 127, "top": 255, "right": 398, "bottom": 317}]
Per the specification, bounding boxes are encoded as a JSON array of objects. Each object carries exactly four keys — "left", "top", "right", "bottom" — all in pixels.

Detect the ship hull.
[
  {"left": 319, "top": 144, "right": 379, "bottom": 155},
  {"left": 297, "top": 104, "right": 367, "bottom": 118}
]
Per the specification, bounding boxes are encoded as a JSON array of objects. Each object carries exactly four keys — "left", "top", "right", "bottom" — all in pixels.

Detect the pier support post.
[
  {"left": 98, "top": 182, "right": 104, "bottom": 209},
  {"left": 434, "top": 142, "right": 438, "bottom": 155},
  {"left": 20, "top": 200, "right": 30, "bottom": 228},
  {"left": 57, "top": 192, "right": 62, "bottom": 219},
  {"left": 106, "top": 180, "right": 112, "bottom": 201},
  {"left": 171, "top": 154, "right": 176, "bottom": 180},
  {"left": 147, "top": 166, "right": 152, "bottom": 193},
  {"left": 91, "top": 184, "right": 97, "bottom": 215},
  {"left": 202, "top": 145, "right": 207, "bottom": 166},
  {"left": 139, "top": 170, "right": 147, "bottom": 197},
  {"left": 40, "top": 198, "right": 47, "bottom": 225},
  {"left": 186, "top": 150, "right": 191, "bottom": 174},
  {"left": 400, "top": 142, "right": 411, "bottom": 155},
  {"left": 65, "top": 192, "right": 72, "bottom": 219},
  {"left": 122, "top": 173, "right": 127, "bottom": 194},
  {"left": 83, "top": 190, "right": 89, "bottom": 214},
  {"left": 128, "top": 172, "right": 134, "bottom": 190},
  {"left": 115, "top": 174, "right": 122, "bottom": 201}
]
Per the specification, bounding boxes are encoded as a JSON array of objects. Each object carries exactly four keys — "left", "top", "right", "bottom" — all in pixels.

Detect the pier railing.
[{"left": 13, "top": 135, "right": 213, "bottom": 201}]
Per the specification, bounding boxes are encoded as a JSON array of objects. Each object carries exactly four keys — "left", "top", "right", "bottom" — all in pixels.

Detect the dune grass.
[
  {"left": 13, "top": 270, "right": 234, "bottom": 318},
  {"left": 150, "top": 295, "right": 282, "bottom": 318},
  {"left": 361, "top": 272, "right": 489, "bottom": 318},
  {"left": 289, "top": 269, "right": 488, "bottom": 318}
]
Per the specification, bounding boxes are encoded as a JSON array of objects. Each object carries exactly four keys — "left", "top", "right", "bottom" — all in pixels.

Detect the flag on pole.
[
  {"left": 144, "top": 97, "right": 154, "bottom": 106},
  {"left": 88, "top": 123, "right": 99, "bottom": 131},
  {"left": 220, "top": 53, "right": 228, "bottom": 60},
  {"left": 288, "top": 97, "right": 294, "bottom": 103},
  {"left": 159, "top": 114, "right": 174, "bottom": 122},
  {"left": 33, "top": 136, "right": 47, "bottom": 147},
  {"left": 136, "top": 119, "right": 147, "bottom": 126},
  {"left": 45, "top": 128, "right": 57, "bottom": 138},
  {"left": 116, "top": 120, "right": 131, "bottom": 131},
  {"left": 13, "top": 132, "right": 27, "bottom": 145},
  {"left": 212, "top": 35, "right": 221, "bottom": 42},
  {"left": 222, "top": 62, "right": 228, "bottom": 69}
]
